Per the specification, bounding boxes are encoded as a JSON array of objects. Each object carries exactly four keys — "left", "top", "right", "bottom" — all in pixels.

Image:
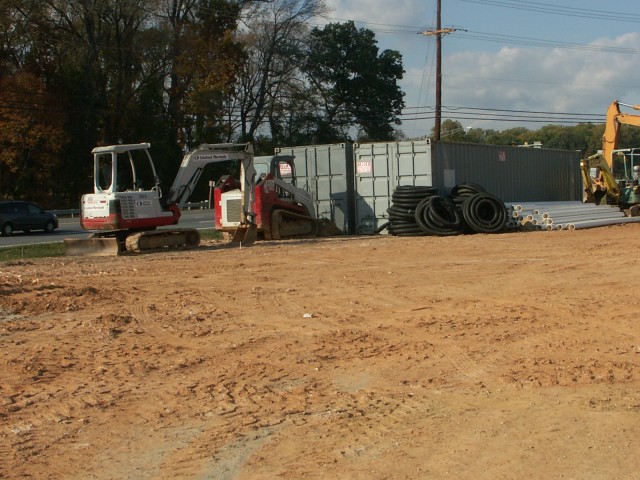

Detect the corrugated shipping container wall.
[
  {"left": 353, "top": 140, "right": 432, "bottom": 233},
  {"left": 274, "top": 143, "right": 355, "bottom": 234},
  {"left": 275, "top": 140, "right": 582, "bottom": 236},
  {"left": 432, "top": 143, "right": 582, "bottom": 202}
]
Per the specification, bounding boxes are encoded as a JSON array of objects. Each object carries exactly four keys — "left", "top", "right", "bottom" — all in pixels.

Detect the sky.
[{"left": 317, "top": 0, "right": 640, "bottom": 138}]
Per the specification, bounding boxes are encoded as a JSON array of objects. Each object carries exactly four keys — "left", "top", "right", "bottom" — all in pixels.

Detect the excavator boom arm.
[
  {"left": 165, "top": 143, "right": 255, "bottom": 209},
  {"left": 603, "top": 101, "right": 640, "bottom": 169}
]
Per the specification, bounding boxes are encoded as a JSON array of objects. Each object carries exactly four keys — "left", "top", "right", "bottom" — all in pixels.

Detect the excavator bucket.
[
  {"left": 230, "top": 223, "right": 257, "bottom": 246},
  {"left": 316, "top": 218, "right": 343, "bottom": 237},
  {"left": 64, "top": 237, "right": 121, "bottom": 256}
]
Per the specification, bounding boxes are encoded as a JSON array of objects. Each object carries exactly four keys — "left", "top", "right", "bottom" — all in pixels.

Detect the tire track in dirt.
[
  {"left": 56, "top": 319, "right": 318, "bottom": 479},
  {"left": 4, "top": 231, "right": 640, "bottom": 478}
]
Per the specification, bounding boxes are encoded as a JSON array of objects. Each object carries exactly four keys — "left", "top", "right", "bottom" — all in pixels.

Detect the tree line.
[
  {"left": 1, "top": 0, "right": 637, "bottom": 209},
  {"left": 1, "top": 0, "right": 404, "bottom": 207},
  {"left": 436, "top": 119, "right": 640, "bottom": 155}
]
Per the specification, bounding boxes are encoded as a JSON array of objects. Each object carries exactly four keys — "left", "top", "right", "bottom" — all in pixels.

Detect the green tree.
[
  {"left": 304, "top": 21, "right": 405, "bottom": 142},
  {"left": 433, "top": 119, "right": 468, "bottom": 142},
  {"left": 230, "top": 0, "right": 327, "bottom": 146},
  {"left": 0, "top": 1, "right": 74, "bottom": 204},
  {"left": 7, "top": 0, "right": 159, "bottom": 202},
  {"left": 4, "top": 0, "right": 249, "bottom": 202}
]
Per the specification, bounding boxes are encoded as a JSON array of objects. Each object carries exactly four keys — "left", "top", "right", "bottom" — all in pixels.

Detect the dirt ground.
[{"left": 1, "top": 226, "right": 640, "bottom": 480}]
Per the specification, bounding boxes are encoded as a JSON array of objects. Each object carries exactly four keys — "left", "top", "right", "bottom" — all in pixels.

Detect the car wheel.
[
  {"left": 44, "top": 220, "right": 56, "bottom": 233},
  {"left": 2, "top": 223, "right": 13, "bottom": 237}
]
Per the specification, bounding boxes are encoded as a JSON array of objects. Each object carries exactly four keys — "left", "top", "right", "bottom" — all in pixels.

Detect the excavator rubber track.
[
  {"left": 125, "top": 228, "right": 200, "bottom": 253},
  {"left": 65, "top": 228, "right": 200, "bottom": 256}
]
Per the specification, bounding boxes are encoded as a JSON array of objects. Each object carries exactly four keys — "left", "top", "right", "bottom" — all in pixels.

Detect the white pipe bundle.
[
  {"left": 506, "top": 201, "right": 637, "bottom": 232},
  {"left": 566, "top": 216, "right": 640, "bottom": 230}
]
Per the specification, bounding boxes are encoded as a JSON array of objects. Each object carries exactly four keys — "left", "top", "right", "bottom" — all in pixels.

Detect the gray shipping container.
[
  {"left": 274, "top": 143, "right": 355, "bottom": 234},
  {"left": 276, "top": 139, "right": 582, "bottom": 235},
  {"left": 353, "top": 140, "right": 432, "bottom": 233},
  {"left": 432, "top": 142, "right": 582, "bottom": 202}
]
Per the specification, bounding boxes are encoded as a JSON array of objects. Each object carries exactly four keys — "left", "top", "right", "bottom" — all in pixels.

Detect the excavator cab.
[
  {"left": 582, "top": 101, "right": 640, "bottom": 209},
  {"left": 612, "top": 148, "right": 640, "bottom": 181},
  {"left": 612, "top": 148, "right": 640, "bottom": 207},
  {"left": 95, "top": 145, "right": 160, "bottom": 194}
]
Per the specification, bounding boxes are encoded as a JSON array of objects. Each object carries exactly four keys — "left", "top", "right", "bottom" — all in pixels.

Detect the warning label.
[{"left": 356, "top": 161, "right": 372, "bottom": 174}]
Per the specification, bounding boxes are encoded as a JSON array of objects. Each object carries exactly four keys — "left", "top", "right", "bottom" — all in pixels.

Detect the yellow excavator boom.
[{"left": 603, "top": 100, "right": 640, "bottom": 170}]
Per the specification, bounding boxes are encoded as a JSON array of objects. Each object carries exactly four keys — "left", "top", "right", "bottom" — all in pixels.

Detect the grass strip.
[
  {"left": 0, "top": 229, "right": 223, "bottom": 262},
  {"left": 0, "top": 243, "right": 66, "bottom": 262}
]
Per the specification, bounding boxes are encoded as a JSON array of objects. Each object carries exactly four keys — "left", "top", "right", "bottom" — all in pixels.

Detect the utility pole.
[
  {"left": 420, "top": 0, "right": 460, "bottom": 141},
  {"left": 435, "top": 0, "right": 442, "bottom": 141}
]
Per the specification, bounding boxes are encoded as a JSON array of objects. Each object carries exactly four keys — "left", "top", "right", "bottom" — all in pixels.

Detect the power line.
[
  {"left": 442, "top": 116, "right": 601, "bottom": 125},
  {"left": 401, "top": 105, "right": 603, "bottom": 117},
  {"left": 398, "top": 115, "right": 602, "bottom": 125},
  {"left": 2, "top": 93, "right": 609, "bottom": 127},
  {"left": 447, "top": 105, "right": 602, "bottom": 117},
  {"left": 320, "top": 17, "right": 426, "bottom": 31},
  {"left": 436, "top": 73, "right": 640, "bottom": 90},
  {"left": 458, "top": 0, "right": 640, "bottom": 24},
  {"left": 452, "top": 30, "right": 640, "bottom": 54},
  {"left": 401, "top": 114, "right": 603, "bottom": 125},
  {"left": 398, "top": 104, "right": 607, "bottom": 125}
]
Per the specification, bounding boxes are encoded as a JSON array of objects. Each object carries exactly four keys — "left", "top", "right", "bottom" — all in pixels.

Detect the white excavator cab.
[
  {"left": 93, "top": 143, "right": 160, "bottom": 195},
  {"left": 81, "top": 144, "right": 174, "bottom": 232}
]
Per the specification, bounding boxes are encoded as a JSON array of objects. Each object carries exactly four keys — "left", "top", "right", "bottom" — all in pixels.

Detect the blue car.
[{"left": 0, "top": 201, "right": 59, "bottom": 236}]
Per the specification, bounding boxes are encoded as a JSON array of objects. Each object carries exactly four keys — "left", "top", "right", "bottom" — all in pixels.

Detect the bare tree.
[
  {"left": 231, "top": 0, "right": 328, "bottom": 142},
  {"left": 160, "top": 0, "right": 245, "bottom": 148}
]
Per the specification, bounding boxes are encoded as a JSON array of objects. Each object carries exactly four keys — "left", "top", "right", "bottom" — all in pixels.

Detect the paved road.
[{"left": 0, "top": 210, "right": 215, "bottom": 249}]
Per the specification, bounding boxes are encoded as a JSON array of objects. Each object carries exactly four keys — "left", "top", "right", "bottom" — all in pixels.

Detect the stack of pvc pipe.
[{"left": 505, "top": 201, "right": 640, "bottom": 231}]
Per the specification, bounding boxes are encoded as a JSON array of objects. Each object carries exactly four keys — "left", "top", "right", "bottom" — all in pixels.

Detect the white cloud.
[
  {"left": 400, "top": 32, "right": 640, "bottom": 134},
  {"left": 314, "top": 1, "right": 640, "bottom": 134},
  {"left": 322, "top": 0, "right": 430, "bottom": 28}
]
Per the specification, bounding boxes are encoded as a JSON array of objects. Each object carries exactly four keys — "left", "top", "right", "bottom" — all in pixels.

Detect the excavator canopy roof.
[{"left": 91, "top": 143, "right": 151, "bottom": 154}]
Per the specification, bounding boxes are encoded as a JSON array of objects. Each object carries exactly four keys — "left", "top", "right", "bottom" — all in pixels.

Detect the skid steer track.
[{"left": 270, "top": 209, "right": 319, "bottom": 240}]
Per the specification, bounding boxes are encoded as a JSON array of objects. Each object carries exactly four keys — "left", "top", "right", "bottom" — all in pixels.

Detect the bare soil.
[{"left": 1, "top": 227, "right": 640, "bottom": 479}]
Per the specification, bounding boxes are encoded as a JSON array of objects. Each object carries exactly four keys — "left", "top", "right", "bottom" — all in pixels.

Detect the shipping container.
[
  {"left": 432, "top": 142, "right": 582, "bottom": 202},
  {"left": 353, "top": 140, "right": 432, "bottom": 233},
  {"left": 274, "top": 143, "right": 355, "bottom": 234},
  {"left": 275, "top": 139, "right": 582, "bottom": 236}
]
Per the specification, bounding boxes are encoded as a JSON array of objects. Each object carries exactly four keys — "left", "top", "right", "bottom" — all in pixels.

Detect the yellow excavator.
[{"left": 582, "top": 100, "right": 640, "bottom": 209}]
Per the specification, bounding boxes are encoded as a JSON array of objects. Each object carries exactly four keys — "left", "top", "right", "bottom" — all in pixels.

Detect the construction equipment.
[
  {"left": 65, "top": 143, "right": 255, "bottom": 255},
  {"left": 582, "top": 100, "right": 640, "bottom": 208},
  {"left": 581, "top": 153, "right": 621, "bottom": 206},
  {"left": 214, "top": 154, "right": 341, "bottom": 241}
]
